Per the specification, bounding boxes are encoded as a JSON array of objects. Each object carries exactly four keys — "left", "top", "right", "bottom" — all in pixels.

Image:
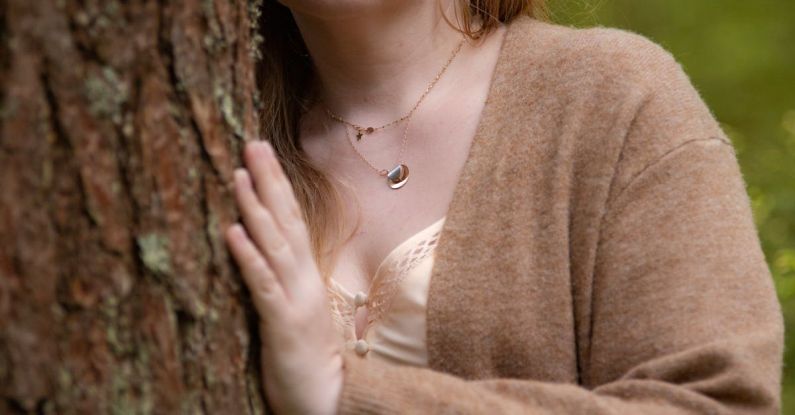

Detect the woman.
[{"left": 224, "top": 0, "right": 785, "bottom": 413}]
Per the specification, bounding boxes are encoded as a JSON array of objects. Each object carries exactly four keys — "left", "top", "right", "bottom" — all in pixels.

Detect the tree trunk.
[{"left": 0, "top": 0, "right": 268, "bottom": 413}]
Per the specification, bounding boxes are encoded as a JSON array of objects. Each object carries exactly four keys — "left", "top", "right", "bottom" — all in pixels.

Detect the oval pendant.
[{"left": 386, "top": 164, "right": 409, "bottom": 189}]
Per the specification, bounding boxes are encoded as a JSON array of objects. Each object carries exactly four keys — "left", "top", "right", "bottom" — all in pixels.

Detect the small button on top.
[
  {"left": 353, "top": 291, "right": 368, "bottom": 307},
  {"left": 354, "top": 339, "right": 369, "bottom": 356}
]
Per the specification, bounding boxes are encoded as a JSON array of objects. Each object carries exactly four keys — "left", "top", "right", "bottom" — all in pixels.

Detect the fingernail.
[
  {"left": 262, "top": 140, "right": 274, "bottom": 156},
  {"left": 234, "top": 168, "right": 250, "bottom": 186},
  {"left": 230, "top": 223, "right": 245, "bottom": 238}
]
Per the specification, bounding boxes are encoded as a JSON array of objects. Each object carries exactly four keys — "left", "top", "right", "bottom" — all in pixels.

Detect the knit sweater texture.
[{"left": 335, "top": 14, "right": 785, "bottom": 415}]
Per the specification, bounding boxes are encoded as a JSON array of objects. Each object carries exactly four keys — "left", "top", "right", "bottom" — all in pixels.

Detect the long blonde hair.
[{"left": 256, "top": 0, "right": 547, "bottom": 284}]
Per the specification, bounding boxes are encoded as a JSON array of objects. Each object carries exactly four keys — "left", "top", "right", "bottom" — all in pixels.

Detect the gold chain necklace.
[
  {"left": 323, "top": 37, "right": 465, "bottom": 141},
  {"left": 322, "top": 37, "right": 466, "bottom": 189},
  {"left": 342, "top": 111, "right": 413, "bottom": 189}
]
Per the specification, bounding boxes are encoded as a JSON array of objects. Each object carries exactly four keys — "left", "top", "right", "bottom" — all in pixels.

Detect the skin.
[
  {"left": 224, "top": 1, "right": 508, "bottom": 413},
  {"left": 226, "top": 141, "right": 342, "bottom": 414}
]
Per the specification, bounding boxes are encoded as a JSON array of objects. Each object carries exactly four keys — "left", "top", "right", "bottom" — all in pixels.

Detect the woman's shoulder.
[
  {"left": 496, "top": 16, "right": 730, "bottom": 197},
  {"left": 504, "top": 15, "right": 685, "bottom": 96}
]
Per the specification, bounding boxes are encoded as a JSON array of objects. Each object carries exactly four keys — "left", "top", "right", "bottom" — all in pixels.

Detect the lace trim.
[
  {"left": 326, "top": 221, "right": 444, "bottom": 342},
  {"left": 327, "top": 285, "right": 355, "bottom": 340}
]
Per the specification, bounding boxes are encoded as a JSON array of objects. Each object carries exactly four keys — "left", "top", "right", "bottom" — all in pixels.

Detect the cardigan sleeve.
[{"left": 334, "top": 30, "right": 785, "bottom": 415}]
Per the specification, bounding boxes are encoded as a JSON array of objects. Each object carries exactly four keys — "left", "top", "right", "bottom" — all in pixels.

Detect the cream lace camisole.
[{"left": 326, "top": 216, "right": 447, "bottom": 367}]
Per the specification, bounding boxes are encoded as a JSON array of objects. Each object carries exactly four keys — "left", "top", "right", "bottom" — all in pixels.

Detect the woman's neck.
[{"left": 290, "top": 0, "right": 471, "bottom": 124}]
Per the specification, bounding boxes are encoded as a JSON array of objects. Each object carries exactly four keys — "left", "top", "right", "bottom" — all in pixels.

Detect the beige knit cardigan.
[{"left": 335, "top": 14, "right": 785, "bottom": 414}]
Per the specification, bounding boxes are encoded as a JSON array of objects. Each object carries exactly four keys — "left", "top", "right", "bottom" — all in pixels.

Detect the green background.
[{"left": 550, "top": 1, "right": 795, "bottom": 412}]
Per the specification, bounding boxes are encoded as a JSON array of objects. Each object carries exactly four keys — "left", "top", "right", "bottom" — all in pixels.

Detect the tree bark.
[{"left": 0, "top": 0, "right": 267, "bottom": 413}]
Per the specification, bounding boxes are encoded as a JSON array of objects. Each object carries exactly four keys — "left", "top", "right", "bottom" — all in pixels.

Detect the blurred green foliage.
[{"left": 550, "top": 1, "right": 795, "bottom": 411}]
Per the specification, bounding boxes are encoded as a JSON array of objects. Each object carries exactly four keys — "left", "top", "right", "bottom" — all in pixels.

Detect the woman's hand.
[{"left": 224, "top": 140, "right": 343, "bottom": 415}]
